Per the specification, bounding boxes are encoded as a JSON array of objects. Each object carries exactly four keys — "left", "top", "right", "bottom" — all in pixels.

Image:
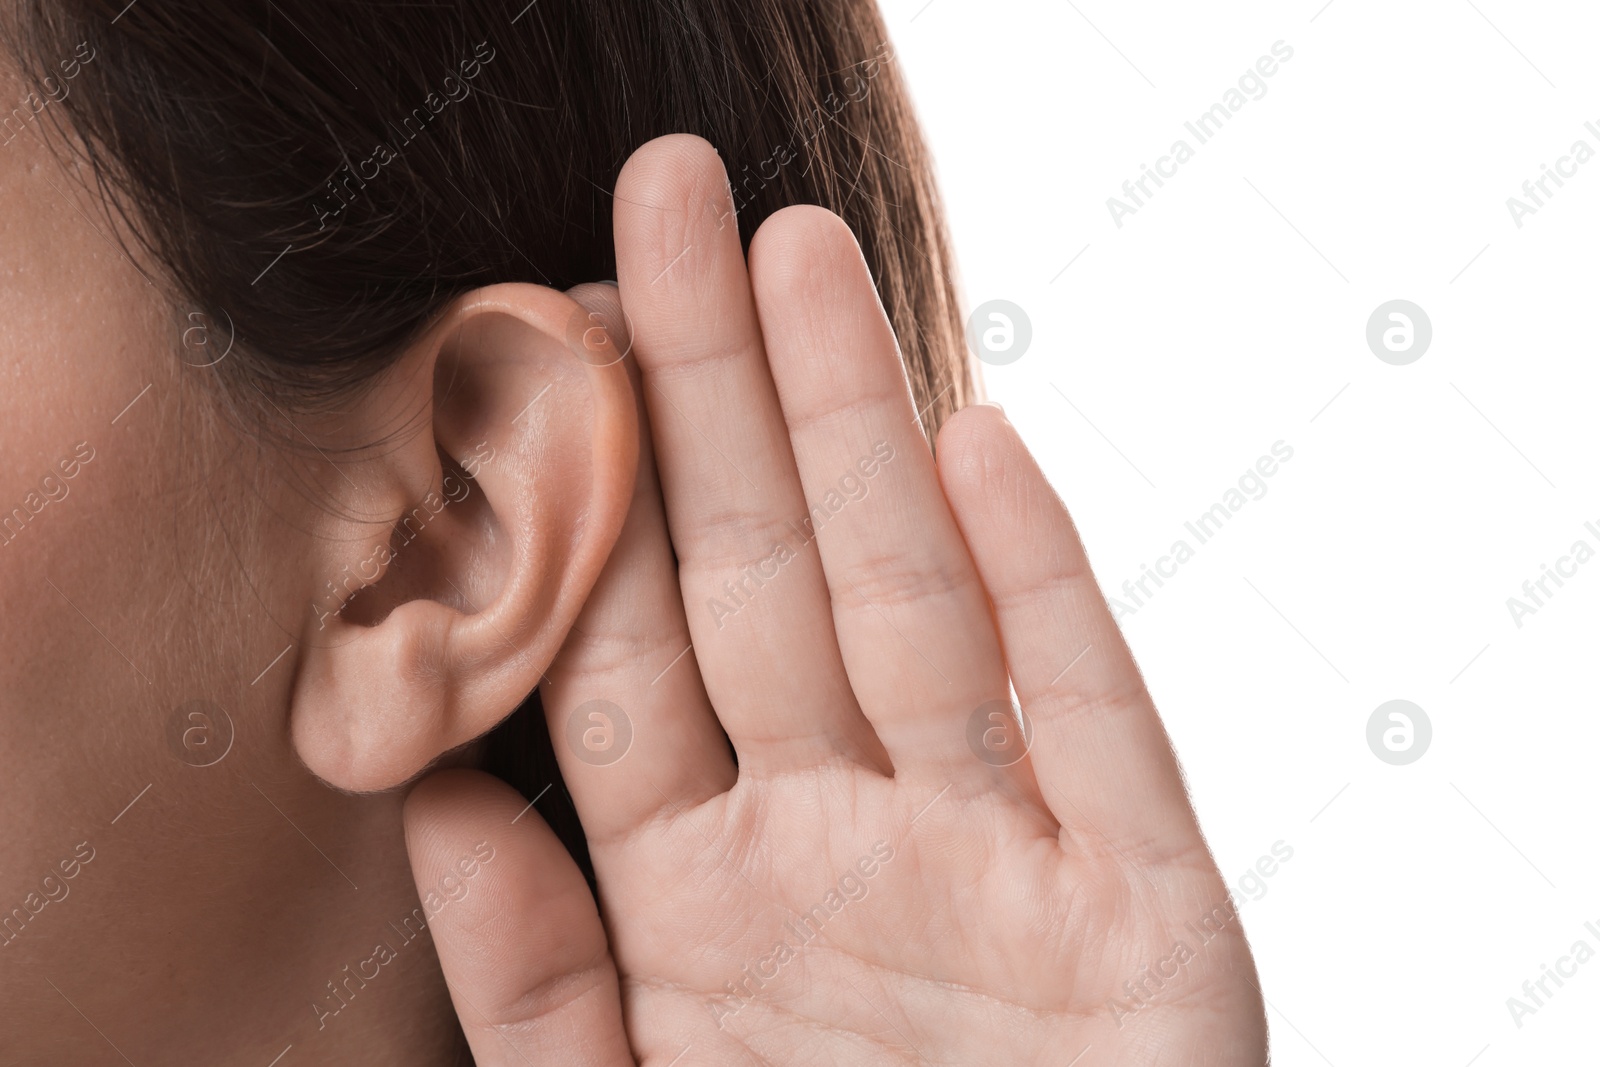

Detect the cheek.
[
  {"left": 0, "top": 126, "right": 175, "bottom": 671},
  {"left": 0, "top": 99, "right": 285, "bottom": 847}
]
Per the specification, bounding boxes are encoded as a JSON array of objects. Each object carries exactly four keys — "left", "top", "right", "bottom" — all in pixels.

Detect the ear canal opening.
[{"left": 333, "top": 446, "right": 490, "bottom": 628}]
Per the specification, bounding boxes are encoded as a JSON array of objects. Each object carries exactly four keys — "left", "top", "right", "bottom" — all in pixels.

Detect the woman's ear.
[{"left": 288, "top": 281, "right": 638, "bottom": 793}]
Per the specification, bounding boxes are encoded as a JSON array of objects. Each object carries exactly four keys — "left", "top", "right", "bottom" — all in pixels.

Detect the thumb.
[{"left": 403, "top": 768, "right": 634, "bottom": 1066}]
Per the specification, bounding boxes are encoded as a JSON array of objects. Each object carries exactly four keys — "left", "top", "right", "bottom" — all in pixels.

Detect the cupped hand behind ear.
[{"left": 407, "top": 135, "right": 1269, "bottom": 1065}]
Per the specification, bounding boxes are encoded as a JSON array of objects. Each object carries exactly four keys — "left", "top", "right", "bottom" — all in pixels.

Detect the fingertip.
[
  {"left": 402, "top": 768, "right": 515, "bottom": 855},
  {"left": 614, "top": 133, "right": 730, "bottom": 225},
  {"left": 402, "top": 765, "right": 469, "bottom": 823},
  {"left": 403, "top": 768, "right": 632, "bottom": 1064},
  {"left": 617, "top": 132, "right": 721, "bottom": 180},
  {"left": 566, "top": 281, "right": 632, "bottom": 356},
  {"left": 748, "top": 204, "right": 865, "bottom": 306},
  {"left": 936, "top": 401, "right": 1019, "bottom": 486}
]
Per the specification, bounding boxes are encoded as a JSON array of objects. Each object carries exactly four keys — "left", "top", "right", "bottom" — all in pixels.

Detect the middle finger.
[{"left": 613, "top": 135, "right": 886, "bottom": 774}]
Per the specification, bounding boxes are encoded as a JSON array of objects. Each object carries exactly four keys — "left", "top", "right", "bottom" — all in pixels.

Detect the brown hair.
[{"left": 4, "top": 0, "right": 971, "bottom": 873}]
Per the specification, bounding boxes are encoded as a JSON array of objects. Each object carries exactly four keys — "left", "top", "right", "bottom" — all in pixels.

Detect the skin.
[
  {"left": 0, "top": 57, "right": 635, "bottom": 1064},
  {"left": 0, "top": 45, "right": 1264, "bottom": 1059},
  {"left": 0, "top": 76, "right": 443, "bottom": 1067},
  {"left": 406, "top": 137, "right": 1269, "bottom": 1065}
]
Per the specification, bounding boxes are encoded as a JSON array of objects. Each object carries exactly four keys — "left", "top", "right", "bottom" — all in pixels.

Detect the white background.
[{"left": 888, "top": 0, "right": 1599, "bottom": 1062}]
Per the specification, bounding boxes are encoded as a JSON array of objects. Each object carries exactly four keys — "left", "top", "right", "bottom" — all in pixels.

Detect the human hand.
[
  {"left": 405, "top": 133, "right": 1268, "bottom": 1066},
  {"left": 560, "top": 133, "right": 1266, "bottom": 1064}
]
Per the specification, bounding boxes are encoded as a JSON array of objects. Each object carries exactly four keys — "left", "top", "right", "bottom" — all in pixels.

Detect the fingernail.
[{"left": 976, "top": 400, "right": 1005, "bottom": 415}]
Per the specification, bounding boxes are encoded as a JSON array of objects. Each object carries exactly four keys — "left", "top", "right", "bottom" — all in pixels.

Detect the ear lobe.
[{"left": 289, "top": 282, "right": 639, "bottom": 793}]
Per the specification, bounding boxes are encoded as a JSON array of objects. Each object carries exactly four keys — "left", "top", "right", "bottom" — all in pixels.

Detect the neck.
[{"left": 7, "top": 759, "right": 465, "bottom": 1066}]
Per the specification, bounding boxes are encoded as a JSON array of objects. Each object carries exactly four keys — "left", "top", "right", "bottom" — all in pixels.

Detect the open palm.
[{"left": 406, "top": 135, "right": 1266, "bottom": 1066}]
